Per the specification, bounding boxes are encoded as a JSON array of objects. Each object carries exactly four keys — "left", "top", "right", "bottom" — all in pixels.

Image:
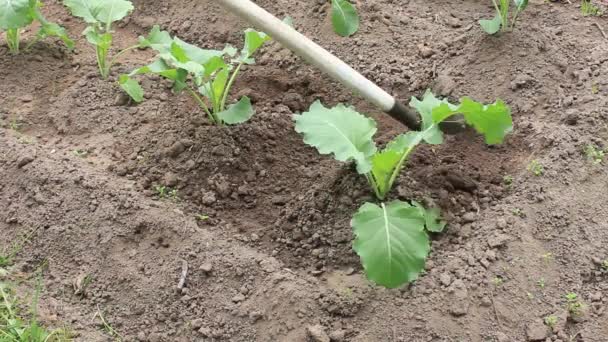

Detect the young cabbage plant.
[
  {"left": 479, "top": 0, "right": 528, "bottom": 34},
  {"left": 0, "top": 0, "right": 73, "bottom": 55},
  {"left": 63, "top": 0, "right": 135, "bottom": 79},
  {"left": 120, "top": 26, "right": 271, "bottom": 125},
  {"left": 294, "top": 91, "right": 513, "bottom": 288}
]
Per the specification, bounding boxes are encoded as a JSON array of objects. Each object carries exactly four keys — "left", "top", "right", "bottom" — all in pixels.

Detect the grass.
[
  {"left": 581, "top": 0, "right": 602, "bottom": 16},
  {"left": 95, "top": 306, "right": 122, "bottom": 342},
  {"left": 0, "top": 280, "right": 71, "bottom": 341}
]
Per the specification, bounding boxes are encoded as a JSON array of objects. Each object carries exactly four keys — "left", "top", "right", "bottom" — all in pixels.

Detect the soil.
[{"left": 1, "top": 0, "right": 608, "bottom": 341}]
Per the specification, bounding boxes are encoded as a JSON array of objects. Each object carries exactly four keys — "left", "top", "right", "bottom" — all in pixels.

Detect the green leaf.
[
  {"left": 33, "top": 8, "right": 74, "bottom": 49},
  {"left": 202, "top": 56, "right": 228, "bottom": 77},
  {"left": 240, "top": 28, "right": 271, "bottom": 61},
  {"left": 95, "top": 0, "right": 132, "bottom": 28},
  {"left": 352, "top": 201, "right": 430, "bottom": 288},
  {"left": 514, "top": 0, "right": 528, "bottom": 11},
  {"left": 119, "top": 74, "right": 143, "bottom": 103},
  {"left": 432, "top": 97, "right": 513, "bottom": 145},
  {"left": 84, "top": 27, "right": 111, "bottom": 49},
  {"left": 294, "top": 101, "right": 377, "bottom": 174},
  {"left": 331, "top": 0, "right": 359, "bottom": 37},
  {"left": 63, "top": 0, "right": 100, "bottom": 24},
  {"left": 409, "top": 91, "right": 446, "bottom": 145},
  {"left": 413, "top": 202, "right": 446, "bottom": 233},
  {"left": 371, "top": 132, "right": 424, "bottom": 198},
  {"left": 173, "top": 37, "right": 224, "bottom": 64},
  {"left": 479, "top": 14, "right": 502, "bottom": 34},
  {"left": 217, "top": 96, "right": 254, "bottom": 125},
  {"left": 138, "top": 25, "right": 172, "bottom": 51},
  {"left": 0, "top": 0, "right": 34, "bottom": 30},
  {"left": 370, "top": 150, "right": 401, "bottom": 197},
  {"left": 63, "top": 0, "right": 133, "bottom": 28}
]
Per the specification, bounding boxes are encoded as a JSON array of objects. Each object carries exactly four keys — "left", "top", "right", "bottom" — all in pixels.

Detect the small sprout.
[
  {"left": 492, "top": 276, "right": 504, "bottom": 286},
  {"left": 512, "top": 208, "right": 524, "bottom": 217},
  {"left": 503, "top": 174, "right": 513, "bottom": 186},
  {"left": 602, "top": 260, "right": 608, "bottom": 270},
  {"left": 527, "top": 160, "right": 544, "bottom": 176},
  {"left": 541, "top": 252, "right": 553, "bottom": 263},
  {"left": 581, "top": 0, "right": 602, "bottom": 16},
  {"left": 565, "top": 292, "right": 585, "bottom": 317},
  {"left": 591, "top": 82, "right": 600, "bottom": 94},
  {"left": 584, "top": 144, "right": 604, "bottom": 164},
  {"left": 9, "top": 119, "right": 22, "bottom": 132},
  {"left": 537, "top": 278, "right": 546, "bottom": 289},
  {"left": 195, "top": 214, "right": 209, "bottom": 221},
  {"left": 154, "top": 185, "right": 178, "bottom": 200},
  {"left": 544, "top": 315, "right": 558, "bottom": 328},
  {"left": 73, "top": 149, "right": 89, "bottom": 158},
  {"left": 526, "top": 292, "right": 535, "bottom": 300}
]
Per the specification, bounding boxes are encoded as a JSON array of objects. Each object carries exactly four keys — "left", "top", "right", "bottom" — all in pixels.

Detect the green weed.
[
  {"left": 0, "top": 280, "right": 71, "bottom": 341},
  {"left": 527, "top": 160, "right": 544, "bottom": 176},
  {"left": 544, "top": 314, "right": 558, "bottom": 328},
  {"left": 581, "top": 0, "right": 602, "bottom": 16},
  {"left": 584, "top": 144, "right": 604, "bottom": 164},
  {"left": 565, "top": 292, "right": 585, "bottom": 317}
]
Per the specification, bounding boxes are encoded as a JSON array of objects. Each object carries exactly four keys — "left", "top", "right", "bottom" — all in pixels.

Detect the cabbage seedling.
[
  {"left": 479, "top": 0, "right": 528, "bottom": 34},
  {"left": 0, "top": 0, "right": 73, "bottom": 54},
  {"left": 294, "top": 91, "right": 513, "bottom": 288},
  {"left": 63, "top": 0, "right": 135, "bottom": 79},
  {"left": 121, "top": 26, "right": 271, "bottom": 125}
]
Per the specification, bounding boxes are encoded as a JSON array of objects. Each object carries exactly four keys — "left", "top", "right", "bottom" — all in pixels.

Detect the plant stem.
[
  {"left": 6, "top": 29, "right": 20, "bottom": 55},
  {"left": 186, "top": 86, "right": 216, "bottom": 123},
  {"left": 220, "top": 62, "right": 243, "bottom": 112},
  {"left": 96, "top": 45, "right": 109, "bottom": 79},
  {"left": 365, "top": 174, "right": 384, "bottom": 200}
]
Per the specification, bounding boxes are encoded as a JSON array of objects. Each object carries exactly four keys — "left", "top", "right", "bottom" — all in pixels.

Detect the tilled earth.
[{"left": 1, "top": 0, "right": 608, "bottom": 341}]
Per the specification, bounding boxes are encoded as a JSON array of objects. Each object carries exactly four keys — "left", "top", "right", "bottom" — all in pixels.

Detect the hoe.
[{"left": 217, "top": 0, "right": 465, "bottom": 133}]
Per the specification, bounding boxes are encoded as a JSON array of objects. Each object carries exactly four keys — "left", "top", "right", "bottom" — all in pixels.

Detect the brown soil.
[{"left": 2, "top": 0, "right": 608, "bottom": 341}]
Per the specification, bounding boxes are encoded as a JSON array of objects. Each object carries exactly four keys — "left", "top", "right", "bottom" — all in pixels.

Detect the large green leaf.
[
  {"left": 352, "top": 201, "right": 430, "bottom": 288},
  {"left": 217, "top": 96, "right": 255, "bottom": 125},
  {"left": 432, "top": 97, "right": 512, "bottom": 145},
  {"left": 95, "top": 0, "right": 132, "bottom": 28},
  {"left": 331, "top": 0, "right": 359, "bottom": 37},
  {"left": 0, "top": 0, "right": 34, "bottom": 30},
  {"left": 63, "top": 0, "right": 133, "bottom": 28},
  {"left": 119, "top": 74, "right": 143, "bottom": 103},
  {"left": 479, "top": 14, "right": 502, "bottom": 34},
  {"left": 294, "top": 101, "right": 377, "bottom": 174}
]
